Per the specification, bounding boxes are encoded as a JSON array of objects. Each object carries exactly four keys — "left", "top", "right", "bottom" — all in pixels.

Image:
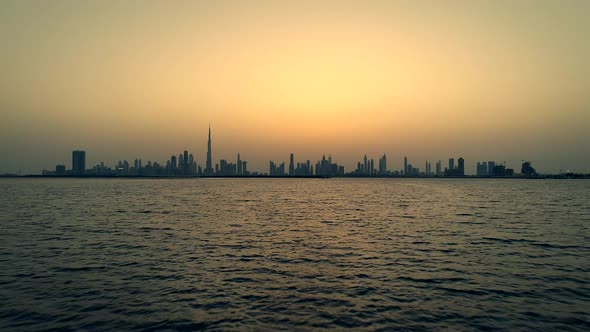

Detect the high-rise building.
[
  {"left": 457, "top": 157, "right": 465, "bottom": 176},
  {"left": 220, "top": 159, "right": 227, "bottom": 176},
  {"left": 289, "top": 153, "right": 294, "bottom": 176},
  {"left": 237, "top": 153, "right": 242, "bottom": 175},
  {"left": 492, "top": 164, "right": 506, "bottom": 176},
  {"left": 72, "top": 150, "right": 86, "bottom": 175},
  {"left": 487, "top": 161, "right": 496, "bottom": 176},
  {"left": 449, "top": 158, "right": 455, "bottom": 171},
  {"left": 171, "top": 155, "right": 177, "bottom": 171},
  {"left": 477, "top": 162, "right": 487, "bottom": 176},
  {"left": 278, "top": 162, "right": 285, "bottom": 176},
  {"left": 436, "top": 160, "right": 442, "bottom": 176},
  {"left": 205, "top": 125, "right": 213, "bottom": 176},
  {"left": 183, "top": 150, "right": 189, "bottom": 174},
  {"left": 189, "top": 153, "right": 195, "bottom": 175},
  {"left": 378, "top": 154, "right": 387, "bottom": 175},
  {"left": 404, "top": 156, "right": 408, "bottom": 177}
]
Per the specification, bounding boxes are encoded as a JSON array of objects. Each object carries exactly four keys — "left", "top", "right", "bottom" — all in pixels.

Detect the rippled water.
[{"left": 1, "top": 178, "right": 589, "bottom": 331}]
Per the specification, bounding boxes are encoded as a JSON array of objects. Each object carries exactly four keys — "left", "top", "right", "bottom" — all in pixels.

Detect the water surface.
[{"left": 1, "top": 178, "right": 589, "bottom": 330}]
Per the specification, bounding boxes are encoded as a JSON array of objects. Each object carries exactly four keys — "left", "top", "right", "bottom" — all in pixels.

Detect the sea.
[{"left": 1, "top": 178, "right": 589, "bottom": 331}]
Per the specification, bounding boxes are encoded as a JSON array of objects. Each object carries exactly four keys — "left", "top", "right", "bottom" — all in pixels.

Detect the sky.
[{"left": 1, "top": 0, "right": 589, "bottom": 174}]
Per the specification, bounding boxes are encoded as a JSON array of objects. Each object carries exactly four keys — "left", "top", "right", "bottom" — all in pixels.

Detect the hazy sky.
[{"left": 1, "top": 0, "right": 589, "bottom": 174}]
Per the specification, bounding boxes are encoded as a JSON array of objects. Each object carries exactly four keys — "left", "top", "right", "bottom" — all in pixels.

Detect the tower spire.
[{"left": 205, "top": 123, "right": 213, "bottom": 176}]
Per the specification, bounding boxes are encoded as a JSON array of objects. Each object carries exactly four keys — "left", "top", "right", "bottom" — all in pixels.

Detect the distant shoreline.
[{"left": 1, "top": 175, "right": 588, "bottom": 179}]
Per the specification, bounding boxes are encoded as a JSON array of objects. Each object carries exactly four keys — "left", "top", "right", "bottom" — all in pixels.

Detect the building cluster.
[
  {"left": 315, "top": 155, "right": 345, "bottom": 177},
  {"left": 352, "top": 154, "right": 388, "bottom": 176},
  {"left": 476, "top": 161, "right": 517, "bottom": 177},
  {"left": 44, "top": 126, "right": 250, "bottom": 177},
  {"left": 444, "top": 157, "right": 465, "bottom": 176},
  {"left": 270, "top": 154, "right": 345, "bottom": 177},
  {"left": 400, "top": 156, "right": 464, "bottom": 177},
  {"left": 42, "top": 125, "right": 542, "bottom": 178}
]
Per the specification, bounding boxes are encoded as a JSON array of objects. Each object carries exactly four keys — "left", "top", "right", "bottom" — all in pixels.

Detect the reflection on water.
[{"left": 1, "top": 178, "right": 589, "bottom": 330}]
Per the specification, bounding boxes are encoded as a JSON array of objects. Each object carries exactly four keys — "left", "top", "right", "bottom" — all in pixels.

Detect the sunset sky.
[{"left": 1, "top": 1, "right": 589, "bottom": 174}]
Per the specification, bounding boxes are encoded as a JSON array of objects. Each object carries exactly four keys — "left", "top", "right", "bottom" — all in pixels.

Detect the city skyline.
[
  {"left": 1, "top": 3, "right": 589, "bottom": 330},
  {"left": 17, "top": 125, "right": 583, "bottom": 177},
  {"left": 1, "top": 1, "right": 589, "bottom": 174},
  {"left": 2, "top": 123, "right": 587, "bottom": 175}
]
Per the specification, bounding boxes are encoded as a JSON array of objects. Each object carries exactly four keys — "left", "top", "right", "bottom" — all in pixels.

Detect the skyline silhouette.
[
  {"left": 1, "top": 2, "right": 589, "bottom": 174},
  {"left": 1, "top": 3, "right": 589, "bottom": 331},
  {"left": 11, "top": 125, "right": 582, "bottom": 178}
]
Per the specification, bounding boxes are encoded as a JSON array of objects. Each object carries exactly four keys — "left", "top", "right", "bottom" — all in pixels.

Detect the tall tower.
[
  {"left": 289, "top": 153, "right": 294, "bottom": 176},
  {"left": 457, "top": 157, "right": 465, "bottom": 176},
  {"left": 72, "top": 150, "right": 86, "bottom": 175},
  {"left": 183, "top": 150, "right": 189, "bottom": 174},
  {"left": 205, "top": 124, "right": 213, "bottom": 175},
  {"left": 383, "top": 154, "right": 387, "bottom": 175},
  {"left": 404, "top": 156, "right": 408, "bottom": 177},
  {"left": 237, "top": 153, "right": 242, "bottom": 175}
]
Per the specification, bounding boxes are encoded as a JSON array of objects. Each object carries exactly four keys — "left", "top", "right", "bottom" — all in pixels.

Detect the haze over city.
[
  {"left": 1, "top": 1, "right": 589, "bottom": 174},
  {"left": 2, "top": 2, "right": 590, "bottom": 331}
]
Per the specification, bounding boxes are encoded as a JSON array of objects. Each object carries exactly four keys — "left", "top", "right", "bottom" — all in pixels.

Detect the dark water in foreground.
[{"left": 1, "top": 178, "right": 589, "bottom": 331}]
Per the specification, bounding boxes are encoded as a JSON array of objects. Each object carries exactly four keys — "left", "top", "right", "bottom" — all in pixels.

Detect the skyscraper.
[
  {"left": 477, "top": 162, "right": 487, "bottom": 176},
  {"left": 183, "top": 150, "right": 189, "bottom": 174},
  {"left": 72, "top": 150, "right": 85, "bottom": 175},
  {"left": 237, "top": 153, "right": 242, "bottom": 175},
  {"left": 457, "top": 157, "right": 465, "bottom": 176},
  {"left": 289, "top": 153, "right": 294, "bottom": 176},
  {"left": 487, "top": 161, "right": 496, "bottom": 176},
  {"left": 171, "top": 155, "right": 177, "bottom": 171},
  {"left": 404, "top": 156, "right": 408, "bottom": 177},
  {"left": 378, "top": 154, "right": 387, "bottom": 175},
  {"left": 204, "top": 124, "right": 213, "bottom": 176},
  {"left": 269, "top": 160, "right": 276, "bottom": 175},
  {"left": 449, "top": 158, "right": 455, "bottom": 171}
]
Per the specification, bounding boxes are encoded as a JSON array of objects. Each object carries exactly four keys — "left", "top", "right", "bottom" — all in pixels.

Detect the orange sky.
[{"left": 1, "top": 1, "right": 589, "bottom": 174}]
